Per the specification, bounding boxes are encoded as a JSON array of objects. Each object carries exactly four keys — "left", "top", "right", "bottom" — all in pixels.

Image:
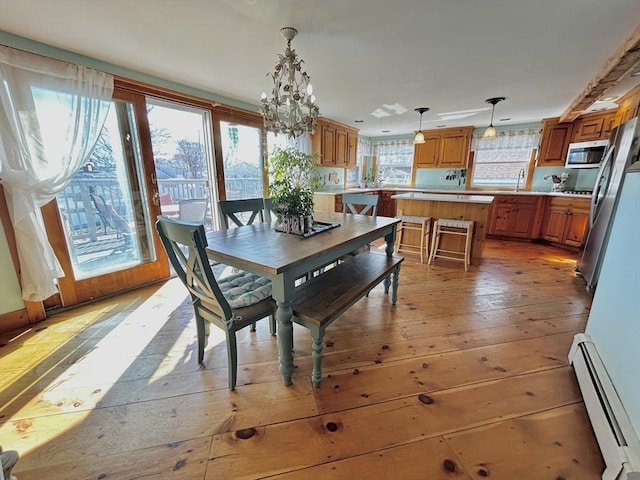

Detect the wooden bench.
[{"left": 292, "top": 251, "right": 404, "bottom": 387}]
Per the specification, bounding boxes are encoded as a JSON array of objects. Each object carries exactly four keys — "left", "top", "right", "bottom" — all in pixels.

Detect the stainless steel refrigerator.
[{"left": 577, "top": 117, "right": 639, "bottom": 292}]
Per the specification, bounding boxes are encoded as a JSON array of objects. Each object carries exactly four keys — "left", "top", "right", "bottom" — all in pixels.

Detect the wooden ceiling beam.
[{"left": 559, "top": 24, "right": 640, "bottom": 123}]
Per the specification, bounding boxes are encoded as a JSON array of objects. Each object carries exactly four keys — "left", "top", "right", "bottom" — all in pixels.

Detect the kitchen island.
[{"left": 391, "top": 192, "right": 494, "bottom": 266}]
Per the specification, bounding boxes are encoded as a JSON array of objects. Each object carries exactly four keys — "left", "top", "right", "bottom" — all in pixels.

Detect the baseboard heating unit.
[{"left": 569, "top": 334, "right": 640, "bottom": 480}]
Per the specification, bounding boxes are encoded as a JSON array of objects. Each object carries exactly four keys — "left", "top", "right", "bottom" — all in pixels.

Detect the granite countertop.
[
  {"left": 390, "top": 192, "right": 495, "bottom": 204},
  {"left": 315, "top": 187, "right": 591, "bottom": 199}
]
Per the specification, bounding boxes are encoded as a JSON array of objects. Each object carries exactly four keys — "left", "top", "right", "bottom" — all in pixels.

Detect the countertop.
[
  {"left": 391, "top": 192, "right": 495, "bottom": 204},
  {"left": 315, "top": 187, "right": 591, "bottom": 199}
]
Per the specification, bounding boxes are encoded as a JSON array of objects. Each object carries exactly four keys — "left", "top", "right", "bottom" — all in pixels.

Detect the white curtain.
[
  {"left": 0, "top": 46, "right": 113, "bottom": 301},
  {"left": 471, "top": 127, "right": 541, "bottom": 152}
]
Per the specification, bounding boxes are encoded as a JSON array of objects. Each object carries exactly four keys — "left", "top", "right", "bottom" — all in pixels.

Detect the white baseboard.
[{"left": 569, "top": 334, "right": 640, "bottom": 480}]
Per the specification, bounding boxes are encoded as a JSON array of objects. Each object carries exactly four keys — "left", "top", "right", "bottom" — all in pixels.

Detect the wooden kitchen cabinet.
[
  {"left": 542, "top": 196, "right": 590, "bottom": 248},
  {"left": 346, "top": 131, "right": 358, "bottom": 168},
  {"left": 413, "top": 126, "right": 472, "bottom": 168},
  {"left": 488, "top": 195, "right": 542, "bottom": 239},
  {"left": 572, "top": 110, "right": 617, "bottom": 142},
  {"left": 312, "top": 118, "right": 359, "bottom": 168},
  {"left": 613, "top": 85, "right": 640, "bottom": 129},
  {"left": 537, "top": 118, "right": 574, "bottom": 167},
  {"left": 378, "top": 190, "right": 396, "bottom": 217}
]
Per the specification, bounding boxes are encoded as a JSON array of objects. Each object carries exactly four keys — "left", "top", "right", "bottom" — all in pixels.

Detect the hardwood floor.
[{"left": 0, "top": 240, "right": 605, "bottom": 479}]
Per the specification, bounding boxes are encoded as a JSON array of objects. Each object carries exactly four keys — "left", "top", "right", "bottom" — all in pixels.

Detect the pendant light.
[
  {"left": 483, "top": 97, "right": 506, "bottom": 139},
  {"left": 414, "top": 107, "right": 429, "bottom": 144}
]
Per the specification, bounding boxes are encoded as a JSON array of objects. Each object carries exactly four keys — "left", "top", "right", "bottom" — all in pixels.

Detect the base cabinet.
[
  {"left": 542, "top": 197, "right": 590, "bottom": 248},
  {"left": 488, "top": 195, "right": 542, "bottom": 239},
  {"left": 378, "top": 191, "right": 396, "bottom": 217}
]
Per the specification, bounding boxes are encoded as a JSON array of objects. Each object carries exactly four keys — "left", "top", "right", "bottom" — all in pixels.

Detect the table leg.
[
  {"left": 275, "top": 300, "right": 294, "bottom": 386},
  {"left": 384, "top": 228, "right": 396, "bottom": 257}
]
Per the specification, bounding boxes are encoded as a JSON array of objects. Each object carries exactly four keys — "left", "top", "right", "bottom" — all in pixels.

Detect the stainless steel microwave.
[{"left": 565, "top": 139, "right": 609, "bottom": 168}]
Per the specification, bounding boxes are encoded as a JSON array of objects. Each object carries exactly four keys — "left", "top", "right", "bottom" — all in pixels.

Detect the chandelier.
[{"left": 260, "top": 27, "right": 319, "bottom": 138}]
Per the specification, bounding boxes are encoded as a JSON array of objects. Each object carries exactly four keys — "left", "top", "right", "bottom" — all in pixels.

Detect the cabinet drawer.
[
  {"left": 549, "top": 196, "right": 590, "bottom": 212},
  {"left": 494, "top": 195, "right": 539, "bottom": 205}
]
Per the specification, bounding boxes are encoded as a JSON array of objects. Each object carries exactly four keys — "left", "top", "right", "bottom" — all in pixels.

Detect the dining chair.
[
  {"left": 219, "top": 198, "right": 267, "bottom": 229},
  {"left": 342, "top": 193, "right": 379, "bottom": 217},
  {"left": 178, "top": 198, "right": 209, "bottom": 224},
  {"left": 342, "top": 193, "right": 380, "bottom": 258},
  {"left": 156, "top": 216, "right": 276, "bottom": 390}
]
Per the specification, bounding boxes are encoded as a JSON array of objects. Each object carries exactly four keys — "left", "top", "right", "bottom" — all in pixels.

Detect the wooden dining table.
[{"left": 205, "top": 211, "right": 400, "bottom": 386}]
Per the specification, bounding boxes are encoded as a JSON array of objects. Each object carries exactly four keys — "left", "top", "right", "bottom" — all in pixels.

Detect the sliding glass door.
[
  {"left": 146, "top": 98, "right": 217, "bottom": 229},
  {"left": 44, "top": 90, "right": 168, "bottom": 307}
]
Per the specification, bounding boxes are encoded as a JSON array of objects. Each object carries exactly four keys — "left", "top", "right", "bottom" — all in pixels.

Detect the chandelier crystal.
[{"left": 260, "top": 27, "right": 320, "bottom": 138}]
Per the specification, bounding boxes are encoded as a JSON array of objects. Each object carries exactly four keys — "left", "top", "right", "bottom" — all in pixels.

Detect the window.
[
  {"left": 373, "top": 139, "right": 413, "bottom": 186},
  {"left": 470, "top": 128, "right": 540, "bottom": 188},
  {"left": 346, "top": 137, "right": 371, "bottom": 185}
]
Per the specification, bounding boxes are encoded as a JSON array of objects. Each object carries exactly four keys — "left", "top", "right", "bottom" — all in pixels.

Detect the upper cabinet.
[
  {"left": 537, "top": 109, "right": 618, "bottom": 167},
  {"left": 312, "top": 118, "right": 359, "bottom": 168},
  {"left": 537, "top": 118, "right": 574, "bottom": 167},
  {"left": 414, "top": 126, "right": 473, "bottom": 169},
  {"left": 571, "top": 110, "right": 617, "bottom": 142},
  {"left": 613, "top": 84, "right": 640, "bottom": 128}
]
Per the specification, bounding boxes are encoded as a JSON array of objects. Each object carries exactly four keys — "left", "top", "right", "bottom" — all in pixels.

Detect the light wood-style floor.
[{"left": 0, "top": 240, "right": 605, "bottom": 479}]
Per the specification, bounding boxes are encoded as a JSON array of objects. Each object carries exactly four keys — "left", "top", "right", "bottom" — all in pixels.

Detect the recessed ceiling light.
[
  {"left": 354, "top": 120, "right": 364, "bottom": 123},
  {"left": 499, "top": 118, "right": 511, "bottom": 121},
  {"left": 437, "top": 125, "right": 446, "bottom": 128},
  {"left": 382, "top": 130, "right": 390, "bottom": 133}
]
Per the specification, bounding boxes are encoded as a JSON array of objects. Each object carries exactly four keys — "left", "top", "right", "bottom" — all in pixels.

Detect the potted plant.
[{"left": 268, "top": 146, "right": 324, "bottom": 235}]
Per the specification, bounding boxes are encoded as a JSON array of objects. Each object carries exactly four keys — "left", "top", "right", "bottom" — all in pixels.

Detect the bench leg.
[
  {"left": 310, "top": 328, "right": 324, "bottom": 388},
  {"left": 383, "top": 274, "right": 391, "bottom": 293},
  {"left": 391, "top": 265, "right": 401, "bottom": 305}
]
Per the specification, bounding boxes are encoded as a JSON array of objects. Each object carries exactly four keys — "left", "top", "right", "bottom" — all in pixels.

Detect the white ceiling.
[{"left": 1, "top": 0, "right": 639, "bottom": 137}]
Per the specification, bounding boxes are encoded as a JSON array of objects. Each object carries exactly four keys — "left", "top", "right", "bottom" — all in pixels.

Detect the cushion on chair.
[{"left": 217, "top": 271, "right": 272, "bottom": 308}]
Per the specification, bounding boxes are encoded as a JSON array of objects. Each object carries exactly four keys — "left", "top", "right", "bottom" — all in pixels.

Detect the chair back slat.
[
  {"left": 219, "top": 198, "right": 267, "bottom": 229},
  {"left": 156, "top": 216, "right": 233, "bottom": 324},
  {"left": 342, "top": 193, "right": 379, "bottom": 217}
]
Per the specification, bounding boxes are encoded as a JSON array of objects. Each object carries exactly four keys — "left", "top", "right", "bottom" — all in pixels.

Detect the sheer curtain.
[
  {"left": 470, "top": 128, "right": 541, "bottom": 186},
  {"left": 373, "top": 138, "right": 414, "bottom": 185},
  {"left": 0, "top": 46, "right": 113, "bottom": 301}
]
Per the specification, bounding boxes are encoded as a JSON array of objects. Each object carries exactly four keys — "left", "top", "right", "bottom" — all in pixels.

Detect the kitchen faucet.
[{"left": 515, "top": 168, "right": 525, "bottom": 192}]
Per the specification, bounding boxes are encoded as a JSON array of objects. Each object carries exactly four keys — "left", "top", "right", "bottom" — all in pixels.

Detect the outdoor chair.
[
  {"left": 156, "top": 216, "right": 276, "bottom": 390},
  {"left": 90, "top": 190, "right": 131, "bottom": 236},
  {"left": 178, "top": 198, "right": 209, "bottom": 224},
  {"left": 218, "top": 198, "right": 268, "bottom": 229},
  {"left": 89, "top": 188, "right": 132, "bottom": 252}
]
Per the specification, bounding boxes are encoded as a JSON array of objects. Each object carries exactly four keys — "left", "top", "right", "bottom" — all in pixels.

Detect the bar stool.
[
  {"left": 428, "top": 218, "right": 474, "bottom": 271},
  {"left": 394, "top": 209, "right": 431, "bottom": 263}
]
